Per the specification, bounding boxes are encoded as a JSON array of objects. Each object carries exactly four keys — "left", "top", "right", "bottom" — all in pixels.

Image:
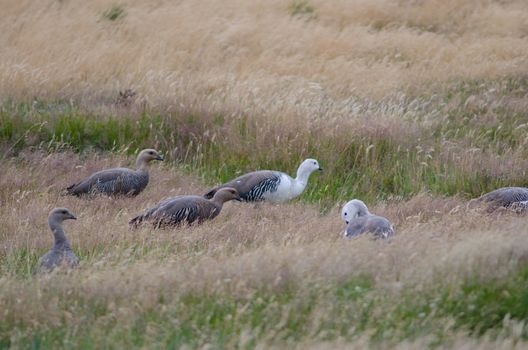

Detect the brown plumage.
[
  {"left": 130, "top": 187, "right": 242, "bottom": 228},
  {"left": 470, "top": 187, "right": 528, "bottom": 212},
  {"left": 65, "top": 149, "right": 163, "bottom": 197}
]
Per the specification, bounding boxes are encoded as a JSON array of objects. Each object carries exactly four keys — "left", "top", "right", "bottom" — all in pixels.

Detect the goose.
[
  {"left": 469, "top": 187, "right": 528, "bottom": 212},
  {"left": 341, "top": 199, "right": 394, "bottom": 239},
  {"left": 65, "top": 149, "right": 163, "bottom": 196},
  {"left": 130, "top": 187, "right": 241, "bottom": 228},
  {"left": 38, "top": 208, "right": 79, "bottom": 273},
  {"left": 203, "top": 159, "right": 322, "bottom": 203}
]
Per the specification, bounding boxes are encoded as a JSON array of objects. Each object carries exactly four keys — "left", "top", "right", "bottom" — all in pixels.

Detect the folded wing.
[
  {"left": 66, "top": 168, "right": 148, "bottom": 196},
  {"left": 345, "top": 215, "right": 394, "bottom": 239},
  {"left": 478, "top": 187, "right": 528, "bottom": 209},
  {"left": 204, "top": 171, "right": 281, "bottom": 201},
  {"left": 130, "top": 196, "right": 219, "bottom": 228}
]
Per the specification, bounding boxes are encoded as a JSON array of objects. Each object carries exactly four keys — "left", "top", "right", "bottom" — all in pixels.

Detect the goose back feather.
[
  {"left": 38, "top": 249, "right": 79, "bottom": 273},
  {"left": 130, "top": 195, "right": 219, "bottom": 228},
  {"left": 204, "top": 171, "right": 281, "bottom": 201},
  {"left": 130, "top": 188, "right": 241, "bottom": 228},
  {"left": 67, "top": 168, "right": 149, "bottom": 196},
  {"left": 344, "top": 215, "right": 395, "bottom": 239},
  {"left": 475, "top": 187, "right": 528, "bottom": 210}
]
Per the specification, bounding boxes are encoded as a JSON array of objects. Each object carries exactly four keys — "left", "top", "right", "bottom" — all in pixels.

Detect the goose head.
[
  {"left": 136, "top": 149, "right": 164, "bottom": 168},
  {"left": 341, "top": 199, "right": 370, "bottom": 224}
]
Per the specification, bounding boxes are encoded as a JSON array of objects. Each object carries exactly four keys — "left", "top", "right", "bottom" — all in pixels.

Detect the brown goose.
[
  {"left": 130, "top": 187, "right": 241, "bottom": 228},
  {"left": 65, "top": 149, "right": 163, "bottom": 197},
  {"left": 341, "top": 199, "right": 395, "bottom": 239},
  {"left": 470, "top": 187, "right": 528, "bottom": 212},
  {"left": 38, "top": 208, "right": 79, "bottom": 273}
]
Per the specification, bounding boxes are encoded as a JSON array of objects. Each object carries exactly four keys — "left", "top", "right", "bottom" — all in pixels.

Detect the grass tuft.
[
  {"left": 103, "top": 4, "right": 125, "bottom": 21},
  {"left": 289, "top": 0, "right": 316, "bottom": 20}
]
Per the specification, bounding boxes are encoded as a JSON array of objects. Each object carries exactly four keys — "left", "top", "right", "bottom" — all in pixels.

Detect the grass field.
[{"left": 1, "top": 0, "right": 528, "bottom": 348}]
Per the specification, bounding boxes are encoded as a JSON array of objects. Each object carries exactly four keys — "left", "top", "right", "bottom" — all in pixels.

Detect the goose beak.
[
  {"left": 155, "top": 154, "right": 164, "bottom": 161},
  {"left": 69, "top": 214, "right": 77, "bottom": 220}
]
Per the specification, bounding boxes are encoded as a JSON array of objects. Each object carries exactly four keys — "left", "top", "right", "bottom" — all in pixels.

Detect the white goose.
[
  {"left": 204, "top": 159, "right": 322, "bottom": 203},
  {"left": 341, "top": 199, "right": 395, "bottom": 239}
]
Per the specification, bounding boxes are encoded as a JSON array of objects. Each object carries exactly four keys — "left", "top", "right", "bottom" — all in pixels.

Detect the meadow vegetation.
[
  {"left": 1, "top": 152, "right": 528, "bottom": 348},
  {"left": 1, "top": 0, "right": 528, "bottom": 348},
  {"left": 2, "top": 76, "right": 528, "bottom": 208}
]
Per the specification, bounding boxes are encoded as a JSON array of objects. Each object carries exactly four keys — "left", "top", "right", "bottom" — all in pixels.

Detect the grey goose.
[
  {"left": 38, "top": 208, "right": 79, "bottom": 273},
  {"left": 66, "top": 149, "right": 163, "bottom": 197},
  {"left": 341, "top": 199, "right": 395, "bottom": 239}
]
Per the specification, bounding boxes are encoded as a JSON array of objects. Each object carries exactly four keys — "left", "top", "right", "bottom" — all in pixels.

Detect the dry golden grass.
[
  {"left": 2, "top": 0, "right": 528, "bottom": 347},
  {"left": 2, "top": 0, "right": 528, "bottom": 206},
  {"left": 1, "top": 151, "right": 525, "bottom": 283},
  {"left": 1, "top": 0, "right": 528, "bottom": 116},
  {"left": 1, "top": 152, "right": 528, "bottom": 347}
]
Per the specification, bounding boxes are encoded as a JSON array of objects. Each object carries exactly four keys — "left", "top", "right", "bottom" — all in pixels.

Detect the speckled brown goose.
[
  {"left": 130, "top": 188, "right": 241, "bottom": 228},
  {"left": 65, "top": 149, "right": 163, "bottom": 197}
]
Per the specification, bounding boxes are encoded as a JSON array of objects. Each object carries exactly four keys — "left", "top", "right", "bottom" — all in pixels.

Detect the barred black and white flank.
[
  {"left": 340, "top": 199, "right": 395, "bottom": 240},
  {"left": 469, "top": 187, "right": 528, "bottom": 212},
  {"left": 129, "top": 188, "right": 241, "bottom": 228},
  {"left": 65, "top": 149, "right": 163, "bottom": 197},
  {"left": 203, "top": 159, "right": 322, "bottom": 203}
]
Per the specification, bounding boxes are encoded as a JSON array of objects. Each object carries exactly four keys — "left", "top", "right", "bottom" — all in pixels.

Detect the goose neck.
[
  {"left": 136, "top": 160, "right": 149, "bottom": 171},
  {"left": 210, "top": 197, "right": 225, "bottom": 208},
  {"left": 295, "top": 169, "right": 311, "bottom": 187},
  {"left": 48, "top": 218, "right": 70, "bottom": 249}
]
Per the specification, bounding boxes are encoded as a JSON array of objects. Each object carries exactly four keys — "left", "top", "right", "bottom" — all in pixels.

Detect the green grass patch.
[
  {"left": 2, "top": 267, "right": 528, "bottom": 348},
  {"left": 1, "top": 77, "right": 528, "bottom": 207},
  {"left": 103, "top": 4, "right": 126, "bottom": 21},
  {"left": 289, "top": 0, "right": 316, "bottom": 19}
]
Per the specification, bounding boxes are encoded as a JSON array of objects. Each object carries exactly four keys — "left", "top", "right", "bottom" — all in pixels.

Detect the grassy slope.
[
  {"left": 0, "top": 152, "right": 527, "bottom": 348},
  {"left": 2, "top": 76, "right": 528, "bottom": 207},
  {"left": 2, "top": 0, "right": 528, "bottom": 348},
  {"left": 3, "top": 270, "right": 528, "bottom": 349}
]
